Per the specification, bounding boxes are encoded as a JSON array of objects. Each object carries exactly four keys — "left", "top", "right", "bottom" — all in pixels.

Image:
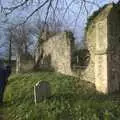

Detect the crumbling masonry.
[{"left": 38, "top": 3, "right": 120, "bottom": 94}]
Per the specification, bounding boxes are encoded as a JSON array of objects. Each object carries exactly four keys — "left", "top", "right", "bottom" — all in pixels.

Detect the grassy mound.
[{"left": 1, "top": 72, "right": 120, "bottom": 120}]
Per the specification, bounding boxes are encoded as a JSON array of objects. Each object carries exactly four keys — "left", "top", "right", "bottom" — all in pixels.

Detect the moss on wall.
[{"left": 85, "top": 3, "right": 120, "bottom": 31}]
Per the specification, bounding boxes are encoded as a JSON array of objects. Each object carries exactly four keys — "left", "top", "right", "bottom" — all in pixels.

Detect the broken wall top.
[{"left": 86, "top": 3, "right": 120, "bottom": 31}]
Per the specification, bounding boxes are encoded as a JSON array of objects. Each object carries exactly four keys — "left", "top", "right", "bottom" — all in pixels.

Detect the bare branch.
[
  {"left": 44, "top": 0, "right": 53, "bottom": 25},
  {"left": 23, "top": 0, "right": 50, "bottom": 24},
  {"left": 63, "top": 0, "right": 75, "bottom": 18},
  {"left": 1, "top": 0, "right": 101, "bottom": 25},
  {"left": 83, "top": 0, "right": 89, "bottom": 17},
  {"left": 2, "top": 0, "right": 30, "bottom": 15},
  {"left": 73, "top": 1, "right": 83, "bottom": 32}
]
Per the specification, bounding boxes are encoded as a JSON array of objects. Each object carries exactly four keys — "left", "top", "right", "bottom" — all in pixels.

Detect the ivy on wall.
[
  {"left": 85, "top": 3, "right": 120, "bottom": 31},
  {"left": 85, "top": 4, "right": 108, "bottom": 31}
]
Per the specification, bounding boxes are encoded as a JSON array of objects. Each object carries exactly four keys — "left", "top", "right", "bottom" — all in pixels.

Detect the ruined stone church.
[{"left": 38, "top": 3, "right": 120, "bottom": 94}]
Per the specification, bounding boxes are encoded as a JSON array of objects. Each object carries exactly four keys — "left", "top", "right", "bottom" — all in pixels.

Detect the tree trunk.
[
  {"left": 8, "top": 38, "right": 12, "bottom": 65},
  {"left": 16, "top": 52, "right": 21, "bottom": 73}
]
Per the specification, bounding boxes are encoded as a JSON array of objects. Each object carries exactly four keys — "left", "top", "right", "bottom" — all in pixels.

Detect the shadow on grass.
[{"left": 0, "top": 105, "right": 5, "bottom": 120}]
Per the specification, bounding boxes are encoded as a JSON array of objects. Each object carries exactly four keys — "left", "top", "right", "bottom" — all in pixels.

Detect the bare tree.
[
  {"left": 32, "top": 19, "right": 63, "bottom": 69},
  {"left": 0, "top": 0, "right": 102, "bottom": 70},
  {"left": 0, "top": 0, "right": 100, "bottom": 25},
  {"left": 6, "top": 24, "right": 34, "bottom": 72}
]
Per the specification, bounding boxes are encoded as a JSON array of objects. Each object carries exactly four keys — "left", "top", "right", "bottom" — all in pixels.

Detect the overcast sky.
[{"left": 0, "top": 0, "right": 119, "bottom": 57}]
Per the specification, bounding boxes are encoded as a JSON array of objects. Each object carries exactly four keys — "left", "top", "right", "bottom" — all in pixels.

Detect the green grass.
[{"left": 1, "top": 71, "right": 120, "bottom": 120}]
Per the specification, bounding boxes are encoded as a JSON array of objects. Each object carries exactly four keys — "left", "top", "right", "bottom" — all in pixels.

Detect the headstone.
[{"left": 34, "top": 81, "right": 51, "bottom": 104}]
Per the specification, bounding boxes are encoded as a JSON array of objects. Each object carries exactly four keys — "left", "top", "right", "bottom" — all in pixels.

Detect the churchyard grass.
[{"left": 1, "top": 71, "right": 120, "bottom": 120}]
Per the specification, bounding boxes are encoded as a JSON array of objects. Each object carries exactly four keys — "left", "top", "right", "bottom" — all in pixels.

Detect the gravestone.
[{"left": 34, "top": 81, "right": 51, "bottom": 104}]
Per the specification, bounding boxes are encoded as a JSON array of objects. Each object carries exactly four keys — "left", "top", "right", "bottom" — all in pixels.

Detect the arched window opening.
[{"left": 71, "top": 49, "right": 90, "bottom": 69}]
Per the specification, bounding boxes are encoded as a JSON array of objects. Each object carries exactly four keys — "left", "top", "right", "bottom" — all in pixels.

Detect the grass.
[{"left": 1, "top": 71, "right": 120, "bottom": 120}]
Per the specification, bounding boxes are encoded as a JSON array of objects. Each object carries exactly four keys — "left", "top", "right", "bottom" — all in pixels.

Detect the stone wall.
[
  {"left": 85, "top": 3, "right": 120, "bottom": 93},
  {"left": 39, "top": 32, "right": 74, "bottom": 75},
  {"left": 38, "top": 3, "right": 120, "bottom": 94}
]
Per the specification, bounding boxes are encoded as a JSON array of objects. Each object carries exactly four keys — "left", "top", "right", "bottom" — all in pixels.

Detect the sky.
[
  {"left": 0, "top": 0, "right": 119, "bottom": 57},
  {"left": 0, "top": 0, "right": 119, "bottom": 38}
]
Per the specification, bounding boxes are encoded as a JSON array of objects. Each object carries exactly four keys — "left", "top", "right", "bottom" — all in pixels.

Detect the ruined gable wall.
[
  {"left": 94, "top": 19, "right": 108, "bottom": 93},
  {"left": 41, "top": 32, "right": 74, "bottom": 75},
  {"left": 84, "top": 4, "right": 120, "bottom": 93},
  {"left": 82, "top": 6, "right": 110, "bottom": 87},
  {"left": 82, "top": 15, "right": 108, "bottom": 84},
  {"left": 80, "top": 23, "right": 96, "bottom": 83}
]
